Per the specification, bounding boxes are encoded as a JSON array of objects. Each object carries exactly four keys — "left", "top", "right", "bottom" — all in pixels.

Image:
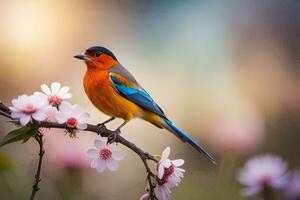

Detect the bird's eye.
[{"left": 95, "top": 52, "right": 102, "bottom": 58}]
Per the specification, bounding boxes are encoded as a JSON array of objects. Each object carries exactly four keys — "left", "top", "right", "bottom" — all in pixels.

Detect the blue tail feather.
[{"left": 162, "top": 118, "right": 217, "bottom": 165}]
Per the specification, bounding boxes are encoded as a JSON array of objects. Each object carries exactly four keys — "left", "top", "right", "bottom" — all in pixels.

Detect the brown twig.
[
  {"left": 0, "top": 101, "right": 158, "bottom": 200},
  {"left": 142, "top": 158, "right": 157, "bottom": 199},
  {"left": 30, "top": 131, "right": 44, "bottom": 200},
  {"left": 0, "top": 111, "right": 13, "bottom": 119},
  {"left": 0, "top": 101, "right": 11, "bottom": 114}
]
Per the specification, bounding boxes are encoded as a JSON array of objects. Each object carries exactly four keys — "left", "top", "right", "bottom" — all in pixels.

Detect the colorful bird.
[{"left": 74, "top": 46, "right": 216, "bottom": 164}]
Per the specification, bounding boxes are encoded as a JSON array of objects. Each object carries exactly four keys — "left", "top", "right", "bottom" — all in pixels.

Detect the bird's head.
[{"left": 74, "top": 46, "right": 118, "bottom": 70}]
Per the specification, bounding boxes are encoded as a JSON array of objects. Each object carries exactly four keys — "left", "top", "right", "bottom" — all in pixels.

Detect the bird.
[{"left": 74, "top": 46, "right": 216, "bottom": 164}]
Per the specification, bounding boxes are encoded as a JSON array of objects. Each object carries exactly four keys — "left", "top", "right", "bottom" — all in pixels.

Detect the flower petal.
[
  {"left": 166, "top": 175, "right": 178, "bottom": 188},
  {"left": 106, "top": 159, "right": 118, "bottom": 171},
  {"left": 175, "top": 167, "right": 185, "bottom": 173},
  {"left": 87, "top": 149, "right": 99, "bottom": 158},
  {"left": 172, "top": 159, "right": 184, "bottom": 167},
  {"left": 90, "top": 159, "right": 97, "bottom": 168},
  {"left": 155, "top": 186, "right": 164, "bottom": 200},
  {"left": 55, "top": 112, "right": 67, "bottom": 123},
  {"left": 20, "top": 115, "right": 31, "bottom": 125},
  {"left": 95, "top": 158, "right": 106, "bottom": 172},
  {"left": 155, "top": 185, "right": 170, "bottom": 200},
  {"left": 44, "top": 106, "right": 57, "bottom": 122},
  {"left": 58, "top": 86, "right": 70, "bottom": 96},
  {"left": 51, "top": 82, "right": 61, "bottom": 94},
  {"left": 11, "top": 111, "right": 25, "bottom": 119},
  {"left": 9, "top": 106, "right": 18, "bottom": 112},
  {"left": 33, "top": 92, "right": 45, "bottom": 97},
  {"left": 59, "top": 102, "right": 72, "bottom": 117},
  {"left": 32, "top": 110, "right": 47, "bottom": 121},
  {"left": 162, "top": 159, "right": 172, "bottom": 168},
  {"left": 35, "top": 95, "right": 48, "bottom": 108},
  {"left": 112, "top": 151, "right": 126, "bottom": 160},
  {"left": 41, "top": 84, "right": 52, "bottom": 95},
  {"left": 95, "top": 139, "right": 105, "bottom": 149},
  {"left": 161, "top": 147, "right": 170, "bottom": 160},
  {"left": 78, "top": 113, "right": 90, "bottom": 123},
  {"left": 60, "top": 93, "right": 72, "bottom": 99},
  {"left": 12, "top": 99, "right": 23, "bottom": 109},
  {"left": 174, "top": 170, "right": 184, "bottom": 178},
  {"left": 71, "top": 104, "right": 83, "bottom": 117},
  {"left": 58, "top": 86, "right": 72, "bottom": 99},
  {"left": 157, "top": 163, "right": 165, "bottom": 179},
  {"left": 76, "top": 123, "right": 87, "bottom": 130}
]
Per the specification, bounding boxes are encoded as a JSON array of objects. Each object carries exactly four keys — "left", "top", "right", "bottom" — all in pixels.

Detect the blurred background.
[{"left": 0, "top": 0, "right": 299, "bottom": 199}]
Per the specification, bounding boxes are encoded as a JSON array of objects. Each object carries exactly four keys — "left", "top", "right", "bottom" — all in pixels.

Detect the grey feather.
[{"left": 109, "top": 63, "right": 138, "bottom": 84}]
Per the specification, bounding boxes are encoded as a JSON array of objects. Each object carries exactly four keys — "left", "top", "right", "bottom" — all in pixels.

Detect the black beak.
[{"left": 74, "top": 54, "right": 87, "bottom": 60}]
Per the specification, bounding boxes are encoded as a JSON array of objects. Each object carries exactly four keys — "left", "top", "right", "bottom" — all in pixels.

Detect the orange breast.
[{"left": 83, "top": 69, "right": 142, "bottom": 120}]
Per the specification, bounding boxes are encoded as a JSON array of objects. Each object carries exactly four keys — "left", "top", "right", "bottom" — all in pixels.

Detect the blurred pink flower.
[
  {"left": 43, "top": 131, "right": 88, "bottom": 171},
  {"left": 10, "top": 94, "right": 49, "bottom": 125},
  {"left": 87, "top": 138, "right": 125, "bottom": 172},
  {"left": 209, "top": 101, "right": 264, "bottom": 155},
  {"left": 285, "top": 171, "right": 300, "bottom": 200},
  {"left": 35, "top": 82, "right": 72, "bottom": 106},
  {"left": 56, "top": 102, "right": 89, "bottom": 130},
  {"left": 238, "top": 155, "right": 288, "bottom": 196}
]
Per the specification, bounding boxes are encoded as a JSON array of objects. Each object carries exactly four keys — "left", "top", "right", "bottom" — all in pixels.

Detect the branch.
[
  {"left": 0, "top": 101, "right": 158, "bottom": 199},
  {"left": 0, "top": 101, "right": 158, "bottom": 162},
  {"left": 0, "top": 111, "right": 13, "bottom": 119},
  {"left": 142, "top": 158, "right": 157, "bottom": 199},
  {"left": 0, "top": 101, "right": 11, "bottom": 114},
  {"left": 30, "top": 131, "right": 44, "bottom": 200}
]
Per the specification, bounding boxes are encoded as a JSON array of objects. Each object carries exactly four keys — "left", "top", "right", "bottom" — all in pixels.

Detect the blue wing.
[
  {"left": 109, "top": 72, "right": 165, "bottom": 117},
  {"left": 109, "top": 70, "right": 217, "bottom": 164}
]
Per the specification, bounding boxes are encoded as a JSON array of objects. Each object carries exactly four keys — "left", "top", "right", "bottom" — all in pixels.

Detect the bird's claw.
[
  {"left": 96, "top": 124, "right": 107, "bottom": 136},
  {"left": 107, "top": 129, "right": 120, "bottom": 145},
  {"left": 96, "top": 122, "right": 106, "bottom": 128}
]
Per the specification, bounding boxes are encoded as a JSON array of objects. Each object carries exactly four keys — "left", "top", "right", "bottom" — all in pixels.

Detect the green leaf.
[
  {"left": 0, "top": 126, "right": 37, "bottom": 147},
  {"left": 22, "top": 128, "right": 38, "bottom": 143}
]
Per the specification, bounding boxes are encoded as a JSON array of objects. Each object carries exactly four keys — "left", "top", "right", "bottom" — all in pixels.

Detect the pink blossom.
[
  {"left": 56, "top": 102, "right": 89, "bottom": 130},
  {"left": 10, "top": 94, "right": 49, "bottom": 125},
  {"left": 35, "top": 82, "right": 72, "bottom": 106},
  {"left": 285, "top": 171, "right": 300, "bottom": 200},
  {"left": 43, "top": 106, "right": 58, "bottom": 122},
  {"left": 157, "top": 147, "right": 185, "bottom": 184},
  {"left": 238, "top": 155, "right": 289, "bottom": 196},
  {"left": 87, "top": 139, "right": 125, "bottom": 172},
  {"left": 155, "top": 147, "right": 185, "bottom": 200}
]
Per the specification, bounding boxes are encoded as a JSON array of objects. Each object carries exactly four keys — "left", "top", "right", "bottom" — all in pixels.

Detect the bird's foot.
[
  {"left": 96, "top": 117, "right": 115, "bottom": 128},
  {"left": 96, "top": 122, "right": 106, "bottom": 128},
  {"left": 96, "top": 124, "right": 107, "bottom": 136},
  {"left": 107, "top": 129, "right": 121, "bottom": 145}
]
